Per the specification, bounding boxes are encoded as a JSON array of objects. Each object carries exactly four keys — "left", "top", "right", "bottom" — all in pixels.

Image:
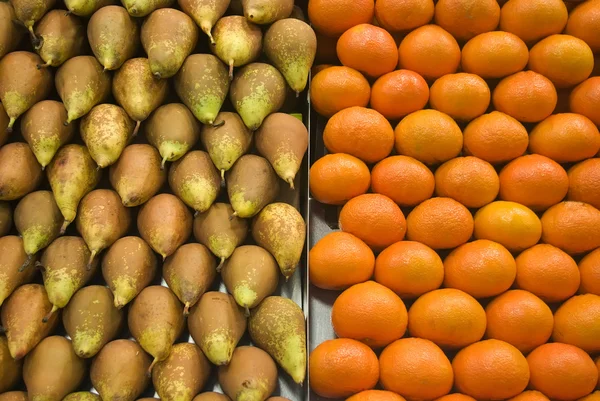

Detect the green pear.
[
  {"left": 65, "top": 0, "right": 117, "bottom": 17},
  {"left": 0, "top": 142, "right": 43, "bottom": 201},
  {"left": 0, "top": 337, "right": 22, "bottom": 393},
  {"left": 35, "top": 10, "right": 85, "bottom": 68},
  {"left": 63, "top": 392, "right": 101, "bottom": 401},
  {"left": 0, "top": 236, "right": 37, "bottom": 305},
  {"left": 0, "top": 3, "right": 25, "bottom": 60},
  {"left": 10, "top": 0, "right": 56, "bottom": 45},
  {"left": 122, "top": 0, "right": 174, "bottom": 17},
  {"left": 178, "top": 0, "right": 230, "bottom": 44},
  {"left": 218, "top": 346, "right": 277, "bottom": 401},
  {"left": 210, "top": 16, "right": 262, "bottom": 78},
  {"left": 241, "top": 0, "right": 292, "bottom": 24},
  {"left": 0, "top": 201, "right": 11, "bottom": 236}
]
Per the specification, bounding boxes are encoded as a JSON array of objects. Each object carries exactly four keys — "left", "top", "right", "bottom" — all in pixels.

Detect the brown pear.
[
  {"left": 137, "top": 193, "right": 192, "bottom": 260},
  {"left": 0, "top": 201, "right": 11, "bottom": 236},
  {"left": 163, "top": 243, "right": 217, "bottom": 315},
  {"left": 178, "top": 0, "right": 229, "bottom": 44},
  {"left": 122, "top": 0, "right": 173, "bottom": 17},
  {"left": 0, "top": 3, "right": 25, "bottom": 60},
  {"left": 193, "top": 393, "right": 231, "bottom": 401},
  {"left": 0, "top": 103, "right": 9, "bottom": 146},
  {"left": 102, "top": 236, "right": 158, "bottom": 308},
  {"left": 35, "top": 10, "right": 85, "bottom": 68},
  {"left": 0, "top": 393, "right": 27, "bottom": 401},
  {"left": 65, "top": 0, "right": 117, "bottom": 17},
  {"left": 210, "top": 16, "right": 262, "bottom": 78},
  {"left": 63, "top": 285, "right": 125, "bottom": 358},
  {"left": 218, "top": 346, "right": 277, "bottom": 401},
  {"left": 241, "top": 0, "right": 292, "bottom": 24},
  {"left": 63, "top": 392, "right": 101, "bottom": 401},
  {"left": 0, "top": 336, "right": 22, "bottom": 393},
  {"left": 0, "top": 236, "right": 37, "bottom": 305},
  {"left": 152, "top": 342, "right": 211, "bottom": 401},
  {"left": 10, "top": 0, "right": 56, "bottom": 45},
  {"left": 0, "top": 142, "right": 42, "bottom": 201},
  {"left": 188, "top": 291, "right": 246, "bottom": 366},
  {"left": 128, "top": 286, "right": 185, "bottom": 373}
]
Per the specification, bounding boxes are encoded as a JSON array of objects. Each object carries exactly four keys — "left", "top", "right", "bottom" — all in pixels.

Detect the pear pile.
[{"left": 0, "top": 0, "right": 313, "bottom": 398}]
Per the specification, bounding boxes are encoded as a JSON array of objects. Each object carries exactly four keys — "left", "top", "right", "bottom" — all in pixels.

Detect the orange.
[
  {"left": 597, "top": 357, "right": 600, "bottom": 389},
  {"left": 485, "top": 290, "right": 554, "bottom": 353},
  {"left": 408, "top": 288, "right": 486, "bottom": 349},
  {"left": 515, "top": 244, "right": 580, "bottom": 302},
  {"left": 565, "top": 0, "right": 600, "bottom": 54},
  {"left": 528, "top": 34, "right": 594, "bottom": 88},
  {"left": 429, "top": 73, "right": 491, "bottom": 121},
  {"left": 394, "top": 110, "right": 463, "bottom": 165},
  {"left": 462, "top": 111, "right": 528, "bottom": 164},
  {"left": 579, "top": 248, "right": 600, "bottom": 296},
  {"left": 310, "top": 66, "right": 371, "bottom": 117},
  {"left": 371, "top": 156, "right": 434, "bottom": 207},
  {"left": 453, "top": 339, "right": 530, "bottom": 400},
  {"left": 529, "top": 113, "right": 600, "bottom": 163},
  {"left": 370, "top": 70, "right": 429, "bottom": 120},
  {"left": 308, "top": 0, "right": 374, "bottom": 37},
  {"left": 434, "top": 156, "right": 499, "bottom": 208},
  {"left": 379, "top": 338, "right": 453, "bottom": 400},
  {"left": 323, "top": 107, "right": 394, "bottom": 164},
  {"left": 398, "top": 25, "right": 461, "bottom": 80},
  {"left": 578, "top": 391, "right": 600, "bottom": 401},
  {"left": 309, "top": 153, "right": 370, "bottom": 205},
  {"left": 461, "top": 32, "right": 528, "bottom": 79},
  {"left": 339, "top": 194, "right": 406, "bottom": 251},
  {"left": 498, "top": 154, "right": 569, "bottom": 211},
  {"left": 541, "top": 201, "right": 600, "bottom": 254},
  {"left": 332, "top": 281, "right": 408, "bottom": 348},
  {"left": 309, "top": 338, "right": 379, "bottom": 399},
  {"left": 570, "top": 77, "right": 600, "bottom": 126},
  {"left": 309, "top": 232, "right": 375, "bottom": 290},
  {"left": 434, "top": 395, "right": 477, "bottom": 401},
  {"left": 568, "top": 159, "right": 600, "bottom": 210},
  {"left": 527, "top": 343, "right": 598, "bottom": 401},
  {"left": 553, "top": 294, "right": 600, "bottom": 353},
  {"left": 346, "top": 390, "right": 406, "bottom": 401},
  {"left": 406, "top": 197, "right": 473, "bottom": 250},
  {"left": 374, "top": 241, "right": 444, "bottom": 299},
  {"left": 493, "top": 71, "right": 558, "bottom": 123},
  {"left": 375, "top": 0, "right": 434, "bottom": 32},
  {"left": 499, "top": 0, "right": 568, "bottom": 43},
  {"left": 473, "top": 201, "right": 542, "bottom": 252},
  {"left": 507, "top": 391, "right": 551, "bottom": 401},
  {"left": 434, "top": 0, "right": 500, "bottom": 41},
  {"left": 443, "top": 239, "right": 516, "bottom": 299},
  {"left": 337, "top": 24, "right": 398, "bottom": 79}
]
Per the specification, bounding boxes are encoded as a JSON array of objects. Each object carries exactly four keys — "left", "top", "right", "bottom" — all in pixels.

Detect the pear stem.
[
  {"left": 228, "top": 61, "right": 234, "bottom": 80},
  {"left": 287, "top": 177, "right": 295, "bottom": 190},
  {"left": 87, "top": 250, "right": 97, "bottom": 270},
  {"left": 64, "top": 10, "right": 71, "bottom": 16},
  {"left": 147, "top": 357, "right": 159, "bottom": 377},
  {"left": 212, "top": 120, "right": 225, "bottom": 128},
  {"left": 183, "top": 302, "right": 190, "bottom": 316},
  {"left": 132, "top": 120, "right": 141, "bottom": 137},
  {"left": 201, "top": 22, "right": 215, "bottom": 45},
  {"left": 161, "top": 155, "right": 167, "bottom": 170},
  {"left": 27, "top": 25, "right": 40, "bottom": 49},
  {"left": 60, "top": 219, "right": 71, "bottom": 234},
  {"left": 18, "top": 254, "right": 33, "bottom": 272},
  {"left": 37, "top": 61, "right": 50, "bottom": 69},
  {"left": 229, "top": 211, "right": 238, "bottom": 221},
  {"left": 42, "top": 304, "right": 58, "bottom": 323},
  {"left": 216, "top": 256, "right": 225, "bottom": 272},
  {"left": 34, "top": 261, "right": 45, "bottom": 272},
  {"left": 244, "top": 306, "right": 250, "bottom": 317},
  {"left": 220, "top": 169, "right": 225, "bottom": 183},
  {"left": 7, "top": 117, "right": 15, "bottom": 133},
  {"left": 295, "top": 90, "right": 300, "bottom": 98}
]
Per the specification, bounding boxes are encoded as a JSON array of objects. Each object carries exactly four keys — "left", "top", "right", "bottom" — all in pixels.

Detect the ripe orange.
[
  {"left": 332, "top": 281, "right": 408, "bottom": 348},
  {"left": 435, "top": 395, "right": 477, "bottom": 401},
  {"left": 529, "top": 113, "right": 600, "bottom": 163},
  {"left": 453, "top": 339, "right": 530, "bottom": 400},
  {"left": 308, "top": 0, "right": 374, "bottom": 37},
  {"left": 462, "top": 111, "right": 528, "bottom": 164},
  {"left": 541, "top": 201, "right": 600, "bottom": 254},
  {"left": 507, "top": 391, "right": 551, "bottom": 401},
  {"left": 596, "top": 357, "right": 600, "bottom": 389},
  {"left": 309, "top": 232, "right": 375, "bottom": 290},
  {"left": 310, "top": 66, "right": 371, "bottom": 117},
  {"left": 515, "top": 244, "right": 580, "bottom": 302},
  {"left": 528, "top": 343, "right": 598, "bottom": 401},
  {"left": 370, "top": 70, "right": 429, "bottom": 120},
  {"left": 485, "top": 290, "right": 554, "bottom": 353},
  {"left": 553, "top": 294, "right": 600, "bottom": 353},
  {"left": 461, "top": 32, "right": 529, "bottom": 79},
  {"left": 398, "top": 25, "right": 461, "bottom": 80},
  {"left": 435, "top": 156, "right": 499, "bottom": 208},
  {"left": 568, "top": 159, "right": 600, "bottom": 210},
  {"left": 578, "top": 391, "right": 600, "bottom": 401},
  {"left": 309, "top": 153, "right": 370, "bottom": 205},
  {"left": 406, "top": 197, "right": 474, "bottom": 250},
  {"left": 347, "top": 390, "right": 406, "bottom": 401},
  {"left": 408, "top": 288, "right": 486, "bottom": 349},
  {"left": 579, "top": 248, "right": 600, "bottom": 296},
  {"left": 565, "top": 0, "right": 600, "bottom": 54},
  {"left": 434, "top": 0, "right": 500, "bottom": 41},
  {"left": 379, "top": 338, "right": 453, "bottom": 400},
  {"left": 374, "top": 241, "right": 444, "bottom": 299},
  {"left": 375, "top": 0, "right": 434, "bottom": 32},
  {"left": 371, "top": 156, "right": 434, "bottom": 207},
  {"left": 323, "top": 107, "right": 394, "bottom": 164},
  {"left": 309, "top": 338, "right": 379, "bottom": 399},
  {"left": 394, "top": 110, "right": 463, "bottom": 165},
  {"left": 429, "top": 73, "right": 490, "bottom": 121},
  {"left": 339, "top": 194, "right": 406, "bottom": 251},
  {"left": 498, "top": 154, "right": 569, "bottom": 211},
  {"left": 570, "top": 77, "right": 600, "bottom": 126},
  {"left": 493, "top": 71, "right": 558, "bottom": 123},
  {"left": 473, "top": 201, "right": 542, "bottom": 252},
  {"left": 499, "top": 0, "right": 568, "bottom": 43}
]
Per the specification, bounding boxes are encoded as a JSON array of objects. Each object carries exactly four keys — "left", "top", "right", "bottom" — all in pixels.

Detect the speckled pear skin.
[
  {"left": 35, "top": 10, "right": 85, "bottom": 68},
  {"left": 90, "top": 339, "right": 152, "bottom": 401},
  {"left": 64, "top": 0, "right": 116, "bottom": 17},
  {"left": 62, "top": 285, "right": 124, "bottom": 358},
  {"left": 217, "top": 346, "right": 277, "bottom": 401},
  {"left": 14, "top": 191, "right": 63, "bottom": 258},
  {"left": 0, "top": 236, "right": 37, "bottom": 306},
  {"left": 62, "top": 392, "right": 101, "bottom": 401},
  {"left": 241, "top": 0, "right": 292, "bottom": 24},
  {"left": 152, "top": 342, "right": 211, "bottom": 401},
  {"left": 11, "top": 0, "right": 56, "bottom": 43},
  {"left": 0, "top": 143, "right": 43, "bottom": 201},
  {"left": 122, "top": 0, "right": 174, "bottom": 17},
  {"left": 0, "top": 326, "right": 22, "bottom": 392},
  {"left": 0, "top": 202, "right": 11, "bottom": 236},
  {"left": 178, "top": 0, "right": 230, "bottom": 44},
  {"left": 0, "top": 3, "right": 25, "bottom": 60},
  {"left": 192, "top": 393, "right": 231, "bottom": 401},
  {"left": 210, "top": 16, "right": 262, "bottom": 78}
]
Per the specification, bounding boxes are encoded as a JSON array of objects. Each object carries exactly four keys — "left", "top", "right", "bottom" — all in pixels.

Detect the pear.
[
  {"left": 65, "top": 0, "right": 117, "bottom": 17},
  {"left": 63, "top": 285, "right": 125, "bottom": 358},
  {"left": 163, "top": 243, "right": 217, "bottom": 315},
  {"left": 128, "top": 285, "right": 184, "bottom": 373},
  {"left": 0, "top": 51, "right": 52, "bottom": 131},
  {"left": 0, "top": 236, "right": 37, "bottom": 306},
  {"left": 63, "top": 393, "right": 101, "bottom": 401},
  {"left": 113, "top": 57, "right": 168, "bottom": 136},
  {"left": 0, "top": 332, "right": 22, "bottom": 392},
  {"left": 145, "top": 103, "right": 201, "bottom": 168},
  {"left": 47, "top": 144, "right": 101, "bottom": 233},
  {"left": 188, "top": 291, "right": 246, "bottom": 366},
  {"left": 0, "top": 393, "right": 27, "bottom": 401},
  {"left": 102, "top": 236, "right": 158, "bottom": 308},
  {"left": 137, "top": 194, "right": 192, "bottom": 260},
  {"left": 168, "top": 150, "right": 221, "bottom": 214},
  {"left": 226, "top": 155, "right": 280, "bottom": 218},
  {"left": 23, "top": 336, "right": 86, "bottom": 401},
  {"left": 39, "top": 236, "right": 98, "bottom": 322},
  {"left": 80, "top": 104, "right": 135, "bottom": 168},
  {"left": 221, "top": 245, "right": 279, "bottom": 315},
  {"left": 210, "top": 16, "right": 262, "bottom": 79},
  {"left": 230, "top": 63, "right": 286, "bottom": 130},
  {"left": 0, "top": 103, "right": 8, "bottom": 146},
  {"left": 264, "top": 19, "right": 316, "bottom": 95},
  {"left": 88, "top": 5, "right": 140, "bottom": 71},
  {"left": 122, "top": 0, "right": 173, "bottom": 17},
  {"left": 255, "top": 112, "right": 308, "bottom": 188},
  {"left": 20, "top": 100, "right": 75, "bottom": 169},
  {"left": 174, "top": 54, "right": 229, "bottom": 125},
  {"left": 152, "top": 343, "right": 211, "bottom": 401},
  {"left": 35, "top": 10, "right": 85, "bottom": 68},
  {"left": 0, "top": 3, "right": 25, "bottom": 60},
  {"left": 178, "top": 0, "right": 229, "bottom": 44},
  {"left": 0, "top": 202, "right": 11, "bottom": 236},
  {"left": 242, "top": 0, "right": 292, "bottom": 24},
  {"left": 193, "top": 203, "right": 247, "bottom": 269},
  {"left": 217, "top": 346, "right": 277, "bottom": 401},
  {"left": 193, "top": 394, "right": 231, "bottom": 401},
  {"left": 252, "top": 202, "right": 305, "bottom": 279},
  {"left": 109, "top": 144, "right": 167, "bottom": 207},
  {"left": 10, "top": 0, "right": 56, "bottom": 45},
  {"left": 0, "top": 142, "right": 43, "bottom": 201}
]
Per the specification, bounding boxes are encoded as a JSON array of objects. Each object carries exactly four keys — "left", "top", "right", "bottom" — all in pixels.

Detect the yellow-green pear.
[
  {"left": 65, "top": 0, "right": 117, "bottom": 16},
  {"left": 34, "top": 10, "right": 85, "bottom": 68},
  {"left": 121, "top": 0, "right": 174, "bottom": 17},
  {"left": 241, "top": 0, "right": 292, "bottom": 24},
  {"left": 209, "top": 16, "right": 262, "bottom": 78},
  {"left": 217, "top": 346, "right": 277, "bottom": 401},
  {"left": 10, "top": 0, "right": 56, "bottom": 45},
  {"left": 178, "top": 0, "right": 230, "bottom": 44}
]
